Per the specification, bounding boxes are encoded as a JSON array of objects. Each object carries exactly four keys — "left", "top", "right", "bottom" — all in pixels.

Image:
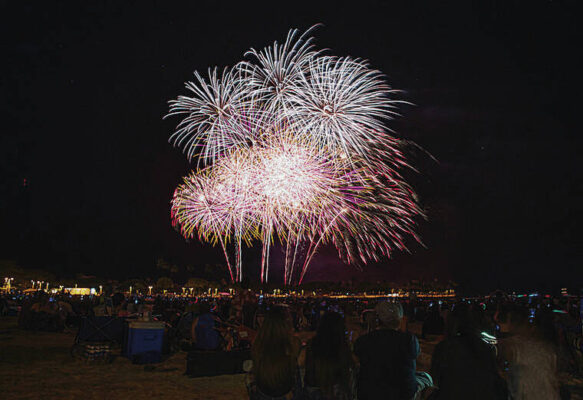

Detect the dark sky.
[{"left": 2, "top": 1, "right": 580, "bottom": 292}]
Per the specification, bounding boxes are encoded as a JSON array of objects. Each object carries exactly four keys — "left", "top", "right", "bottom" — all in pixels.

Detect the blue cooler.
[{"left": 125, "top": 321, "right": 165, "bottom": 362}]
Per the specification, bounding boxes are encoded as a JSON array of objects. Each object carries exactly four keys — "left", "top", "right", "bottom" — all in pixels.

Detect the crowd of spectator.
[{"left": 1, "top": 288, "right": 582, "bottom": 399}]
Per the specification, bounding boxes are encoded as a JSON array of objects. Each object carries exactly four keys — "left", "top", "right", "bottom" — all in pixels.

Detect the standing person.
[
  {"left": 354, "top": 301, "right": 432, "bottom": 400},
  {"left": 249, "top": 306, "right": 301, "bottom": 400},
  {"left": 430, "top": 303, "right": 508, "bottom": 400},
  {"left": 302, "top": 311, "right": 354, "bottom": 400}
]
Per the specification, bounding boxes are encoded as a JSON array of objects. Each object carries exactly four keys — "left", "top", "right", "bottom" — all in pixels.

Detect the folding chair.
[{"left": 71, "top": 316, "right": 125, "bottom": 360}]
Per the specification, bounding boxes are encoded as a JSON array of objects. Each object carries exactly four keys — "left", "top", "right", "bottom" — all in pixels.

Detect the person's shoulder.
[
  {"left": 371, "top": 328, "right": 405, "bottom": 340},
  {"left": 390, "top": 329, "right": 417, "bottom": 346},
  {"left": 435, "top": 335, "right": 471, "bottom": 352},
  {"left": 433, "top": 336, "right": 456, "bottom": 354},
  {"left": 357, "top": 329, "right": 398, "bottom": 347},
  {"left": 355, "top": 329, "right": 377, "bottom": 343},
  {"left": 403, "top": 330, "right": 419, "bottom": 343},
  {"left": 354, "top": 330, "right": 373, "bottom": 351}
]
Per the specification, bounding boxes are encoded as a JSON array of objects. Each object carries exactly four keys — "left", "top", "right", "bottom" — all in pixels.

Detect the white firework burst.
[
  {"left": 166, "top": 67, "right": 249, "bottom": 164},
  {"left": 238, "top": 25, "right": 322, "bottom": 112},
  {"left": 285, "top": 56, "right": 405, "bottom": 160},
  {"left": 167, "top": 26, "right": 425, "bottom": 284}
]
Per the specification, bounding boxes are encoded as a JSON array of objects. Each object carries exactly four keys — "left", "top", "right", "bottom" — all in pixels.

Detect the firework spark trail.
[
  {"left": 168, "top": 26, "right": 425, "bottom": 284},
  {"left": 172, "top": 135, "right": 423, "bottom": 283},
  {"left": 247, "top": 134, "right": 352, "bottom": 282},
  {"left": 171, "top": 165, "right": 259, "bottom": 282},
  {"left": 166, "top": 67, "right": 250, "bottom": 165},
  {"left": 283, "top": 56, "right": 408, "bottom": 161},
  {"left": 238, "top": 25, "right": 323, "bottom": 113},
  {"left": 173, "top": 134, "right": 370, "bottom": 282},
  {"left": 291, "top": 161, "right": 424, "bottom": 284}
]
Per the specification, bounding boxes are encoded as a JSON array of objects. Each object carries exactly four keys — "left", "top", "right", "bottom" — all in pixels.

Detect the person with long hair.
[
  {"left": 302, "top": 311, "right": 354, "bottom": 399},
  {"left": 249, "top": 306, "right": 301, "bottom": 400},
  {"left": 430, "top": 303, "right": 508, "bottom": 399}
]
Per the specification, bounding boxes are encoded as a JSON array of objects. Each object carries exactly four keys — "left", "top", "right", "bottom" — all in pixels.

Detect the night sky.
[{"left": 2, "top": 1, "right": 580, "bottom": 292}]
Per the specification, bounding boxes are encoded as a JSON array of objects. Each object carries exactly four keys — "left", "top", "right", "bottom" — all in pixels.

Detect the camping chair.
[
  {"left": 71, "top": 316, "right": 125, "bottom": 361},
  {"left": 361, "top": 309, "right": 377, "bottom": 333},
  {"left": 253, "top": 310, "right": 265, "bottom": 330}
]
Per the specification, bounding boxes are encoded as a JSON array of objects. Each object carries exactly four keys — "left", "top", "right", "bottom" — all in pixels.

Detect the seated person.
[
  {"left": 302, "top": 311, "right": 354, "bottom": 400},
  {"left": 498, "top": 307, "right": 559, "bottom": 400},
  {"left": 296, "top": 306, "right": 309, "bottom": 331},
  {"left": 55, "top": 297, "right": 75, "bottom": 329},
  {"left": 0, "top": 297, "right": 8, "bottom": 316},
  {"left": 248, "top": 306, "right": 301, "bottom": 400},
  {"left": 93, "top": 296, "right": 113, "bottom": 316},
  {"left": 111, "top": 293, "right": 126, "bottom": 316},
  {"left": 116, "top": 300, "right": 131, "bottom": 317},
  {"left": 430, "top": 303, "right": 508, "bottom": 400},
  {"left": 30, "top": 294, "right": 61, "bottom": 331},
  {"left": 31, "top": 294, "right": 58, "bottom": 315},
  {"left": 422, "top": 304, "right": 445, "bottom": 338},
  {"left": 191, "top": 302, "right": 221, "bottom": 350},
  {"left": 354, "top": 301, "right": 432, "bottom": 400}
]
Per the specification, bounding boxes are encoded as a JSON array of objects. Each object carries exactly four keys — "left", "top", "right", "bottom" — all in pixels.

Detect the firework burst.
[
  {"left": 167, "top": 26, "right": 425, "bottom": 284},
  {"left": 238, "top": 25, "right": 322, "bottom": 113},
  {"left": 167, "top": 67, "right": 249, "bottom": 165},
  {"left": 284, "top": 56, "right": 405, "bottom": 160}
]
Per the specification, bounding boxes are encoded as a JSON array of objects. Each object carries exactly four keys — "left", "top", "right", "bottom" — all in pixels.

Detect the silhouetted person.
[
  {"left": 191, "top": 302, "right": 221, "bottom": 350},
  {"left": 303, "top": 312, "right": 354, "bottom": 399},
  {"left": 430, "top": 303, "right": 507, "bottom": 400},
  {"left": 354, "top": 301, "right": 432, "bottom": 400},
  {"left": 499, "top": 307, "right": 560, "bottom": 400},
  {"left": 421, "top": 303, "right": 444, "bottom": 338},
  {"left": 249, "top": 306, "right": 301, "bottom": 400}
]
